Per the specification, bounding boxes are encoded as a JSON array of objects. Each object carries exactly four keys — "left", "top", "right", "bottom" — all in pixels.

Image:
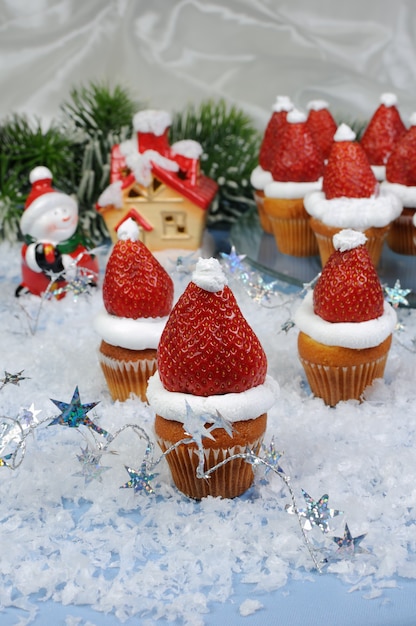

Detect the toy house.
[{"left": 96, "top": 110, "right": 218, "bottom": 251}]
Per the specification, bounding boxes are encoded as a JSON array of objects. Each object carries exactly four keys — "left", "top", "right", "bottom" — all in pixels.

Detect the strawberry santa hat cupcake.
[
  {"left": 94, "top": 217, "right": 174, "bottom": 402},
  {"left": 294, "top": 229, "right": 397, "bottom": 406},
  {"left": 260, "top": 108, "right": 324, "bottom": 256},
  {"left": 360, "top": 93, "right": 406, "bottom": 181},
  {"left": 304, "top": 123, "right": 402, "bottom": 267},
  {"left": 147, "top": 257, "right": 278, "bottom": 499},
  {"left": 382, "top": 112, "right": 416, "bottom": 255},
  {"left": 251, "top": 95, "right": 293, "bottom": 233}
]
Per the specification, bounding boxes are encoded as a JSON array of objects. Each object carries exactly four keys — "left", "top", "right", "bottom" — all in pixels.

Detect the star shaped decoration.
[
  {"left": 332, "top": 523, "right": 367, "bottom": 553},
  {"left": 242, "top": 273, "right": 280, "bottom": 304},
  {"left": 0, "top": 370, "right": 29, "bottom": 390},
  {"left": 220, "top": 246, "right": 246, "bottom": 273},
  {"left": 120, "top": 462, "right": 156, "bottom": 494},
  {"left": 385, "top": 280, "right": 411, "bottom": 308},
  {"left": 18, "top": 404, "right": 42, "bottom": 429},
  {"left": 169, "top": 251, "right": 198, "bottom": 277},
  {"left": 281, "top": 318, "right": 295, "bottom": 333},
  {"left": 49, "top": 386, "right": 111, "bottom": 439},
  {"left": 261, "top": 437, "right": 284, "bottom": 474},
  {"left": 74, "top": 445, "right": 111, "bottom": 484},
  {"left": 286, "top": 489, "right": 343, "bottom": 533}
]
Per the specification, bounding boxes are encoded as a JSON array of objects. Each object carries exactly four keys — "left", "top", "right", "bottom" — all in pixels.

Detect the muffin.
[
  {"left": 304, "top": 123, "right": 402, "bottom": 267},
  {"left": 360, "top": 93, "right": 406, "bottom": 181},
  {"left": 306, "top": 99, "right": 337, "bottom": 161},
  {"left": 147, "top": 257, "right": 278, "bottom": 499},
  {"left": 251, "top": 95, "right": 293, "bottom": 233},
  {"left": 382, "top": 113, "right": 416, "bottom": 254},
  {"left": 294, "top": 229, "right": 397, "bottom": 406},
  {"left": 261, "top": 108, "right": 324, "bottom": 256},
  {"left": 94, "top": 217, "right": 174, "bottom": 402}
]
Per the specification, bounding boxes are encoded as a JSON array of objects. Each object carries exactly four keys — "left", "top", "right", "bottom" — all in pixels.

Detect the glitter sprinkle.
[{"left": 49, "top": 386, "right": 111, "bottom": 439}]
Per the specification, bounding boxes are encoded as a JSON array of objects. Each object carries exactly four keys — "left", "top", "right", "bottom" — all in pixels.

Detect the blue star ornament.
[
  {"left": 385, "top": 280, "right": 411, "bottom": 308},
  {"left": 220, "top": 246, "right": 246, "bottom": 273},
  {"left": 333, "top": 523, "right": 367, "bottom": 553},
  {"left": 120, "top": 462, "right": 156, "bottom": 494},
  {"left": 49, "top": 386, "right": 111, "bottom": 439}
]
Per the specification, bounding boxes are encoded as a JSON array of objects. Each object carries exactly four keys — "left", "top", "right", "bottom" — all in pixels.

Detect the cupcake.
[
  {"left": 382, "top": 113, "right": 416, "bottom": 255},
  {"left": 147, "top": 258, "right": 278, "bottom": 499},
  {"left": 304, "top": 123, "right": 402, "bottom": 267},
  {"left": 306, "top": 100, "right": 337, "bottom": 161},
  {"left": 251, "top": 95, "right": 293, "bottom": 233},
  {"left": 261, "top": 108, "right": 324, "bottom": 256},
  {"left": 360, "top": 93, "right": 406, "bottom": 181},
  {"left": 94, "top": 217, "right": 174, "bottom": 402},
  {"left": 294, "top": 229, "right": 397, "bottom": 406}
]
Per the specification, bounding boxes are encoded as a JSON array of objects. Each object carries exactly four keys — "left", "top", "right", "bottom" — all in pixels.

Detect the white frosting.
[
  {"left": 381, "top": 181, "right": 416, "bottom": 209},
  {"left": 171, "top": 139, "right": 203, "bottom": 159},
  {"left": 272, "top": 95, "right": 293, "bottom": 113},
  {"left": 304, "top": 187, "right": 402, "bottom": 228},
  {"left": 147, "top": 372, "right": 279, "bottom": 423},
  {"left": 250, "top": 165, "right": 273, "bottom": 190},
  {"left": 287, "top": 108, "right": 307, "bottom": 124},
  {"left": 294, "top": 292, "right": 397, "bottom": 349},
  {"left": 380, "top": 92, "right": 398, "bottom": 107},
  {"left": 410, "top": 112, "right": 416, "bottom": 126},
  {"left": 117, "top": 217, "right": 139, "bottom": 241},
  {"left": 333, "top": 229, "right": 367, "bottom": 251},
  {"left": 133, "top": 109, "right": 171, "bottom": 135},
  {"left": 192, "top": 257, "right": 227, "bottom": 292},
  {"left": 371, "top": 164, "right": 386, "bottom": 181},
  {"left": 93, "top": 309, "right": 168, "bottom": 350},
  {"left": 334, "top": 124, "right": 356, "bottom": 142},
  {"left": 307, "top": 99, "right": 329, "bottom": 111},
  {"left": 264, "top": 178, "right": 323, "bottom": 198}
]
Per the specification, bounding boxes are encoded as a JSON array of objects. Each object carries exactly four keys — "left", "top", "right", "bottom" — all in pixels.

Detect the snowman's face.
[{"left": 30, "top": 201, "right": 79, "bottom": 243}]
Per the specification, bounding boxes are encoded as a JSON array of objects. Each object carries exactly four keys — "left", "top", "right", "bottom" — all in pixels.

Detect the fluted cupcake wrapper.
[
  {"left": 387, "top": 208, "right": 416, "bottom": 256},
  {"left": 98, "top": 351, "right": 157, "bottom": 403},
  {"left": 263, "top": 197, "right": 319, "bottom": 257}
]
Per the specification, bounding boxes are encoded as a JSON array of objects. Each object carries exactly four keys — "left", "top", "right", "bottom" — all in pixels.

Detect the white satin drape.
[{"left": 0, "top": 0, "right": 415, "bottom": 128}]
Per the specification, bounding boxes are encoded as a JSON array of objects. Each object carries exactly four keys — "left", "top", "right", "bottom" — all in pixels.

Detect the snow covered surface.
[{"left": 1, "top": 240, "right": 416, "bottom": 625}]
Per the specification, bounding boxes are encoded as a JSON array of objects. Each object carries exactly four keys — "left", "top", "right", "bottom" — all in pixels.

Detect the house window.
[{"left": 162, "top": 211, "right": 189, "bottom": 239}]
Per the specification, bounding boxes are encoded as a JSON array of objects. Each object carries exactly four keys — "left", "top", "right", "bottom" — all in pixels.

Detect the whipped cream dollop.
[
  {"left": 272, "top": 95, "right": 293, "bottom": 112},
  {"left": 94, "top": 310, "right": 168, "bottom": 350},
  {"left": 147, "top": 372, "right": 279, "bottom": 423},
  {"left": 192, "top": 257, "right": 227, "bottom": 292},
  {"left": 307, "top": 99, "right": 329, "bottom": 111},
  {"left": 294, "top": 291, "right": 397, "bottom": 349},
  {"left": 381, "top": 181, "right": 416, "bottom": 208},
  {"left": 304, "top": 187, "right": 402, "bottom": 228}
]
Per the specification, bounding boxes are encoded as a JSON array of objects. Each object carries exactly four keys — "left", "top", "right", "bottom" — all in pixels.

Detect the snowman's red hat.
[{"left": 20, "top": 166, "right": 78, "bottom": 236}]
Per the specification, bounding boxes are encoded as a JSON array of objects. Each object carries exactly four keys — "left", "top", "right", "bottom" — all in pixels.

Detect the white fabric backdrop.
[{"left": 0, "top": 0, "right": 415, "bottom": 129}]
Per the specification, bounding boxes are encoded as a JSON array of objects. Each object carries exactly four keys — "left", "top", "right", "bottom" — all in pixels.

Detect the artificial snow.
[{"left": 1, "top": 240, "right": 416, "bottom": 624}]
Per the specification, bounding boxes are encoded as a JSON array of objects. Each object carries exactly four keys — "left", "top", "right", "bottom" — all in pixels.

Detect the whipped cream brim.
[
  {"left": 381, "top": 181, "right": 416, "bottom": 209},
  {"left": 93, "top": 309, "right": 168, "bottom": 350},
  {"left": 294, "top": 292, "right": 397, "bottom": 349},
  {"left": 304, "top": 188, "right": 402, "bottom": 228},
  {"left": 146, "top": 372, "right": 279, "bottom": 423}
]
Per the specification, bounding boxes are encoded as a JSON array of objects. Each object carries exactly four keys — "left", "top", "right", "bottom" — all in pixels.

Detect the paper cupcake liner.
[
  {"left": 309, "top": 218, "right": 390, "bottom": 268},
  {"left": 386, "top": 209, "right": 416, "bottom": 255},
  {"left": 157, "top": 436, "right": 265, "bottom": 499},
  {"left": 98, "top": 351, "right": 157, "bottom": 402},
  {"left": 253, "top": 190, "right": 273, "bottom": 234},
  {"left": 298, "top": 352, "right": 389, "bottom": 406},
  {"left": 263, "top": 197, "right": 318, "bottom": 257}
]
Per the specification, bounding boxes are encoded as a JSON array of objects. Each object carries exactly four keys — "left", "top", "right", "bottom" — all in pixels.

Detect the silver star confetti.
[
  {"left": 120, "top": 462, "right": 156, "bottom": 494},
  {"left": 220, "top": 246, "right": 246, "bottom": 273},
  {"left": 0, "top": 370, "right": 29, "bottom": 390},
  {"left": 286, "top": 489, "right": 343, "bottom": 533},
  {"left": 385, "top": 279, "right": 411, "bottom": 308},
  {"left": 74, "top": 445, "right": 111, "bottom": 484},
  {"left": 332, "top": 523, "right": 367, "bottom": 553}
]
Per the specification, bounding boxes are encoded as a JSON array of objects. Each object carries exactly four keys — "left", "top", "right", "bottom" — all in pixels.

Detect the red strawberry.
[
  {"left": 306, "top": 100, "right": 337, "bottom": 160},
  {"left": 361, "top": 94, "right": 406, "bottom": 166},
  {"left": 157, "top": 258, "right": 267, "bottom": 396},
  {"left": 103, "top": 219, "right": 173, "bottom": 319},
  {"left": 259, "top": 96, "right": 293, "bottom": 171},
  {"left": 313, "top": 230, "right": 384, "bottom": 323},
  {"left": 322, "top": 124, "right": 378, "bottom": 199},
  {"left": 385, "top": 122, "right": 416, "bottom": 186},
  {"left": 269, "top": 109, "right": 324, "bottom": 183}
]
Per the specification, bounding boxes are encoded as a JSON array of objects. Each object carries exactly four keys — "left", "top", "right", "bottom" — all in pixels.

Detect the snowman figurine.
[{"left": 16, "top": 166, "right": 99, "bottom": 297}]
